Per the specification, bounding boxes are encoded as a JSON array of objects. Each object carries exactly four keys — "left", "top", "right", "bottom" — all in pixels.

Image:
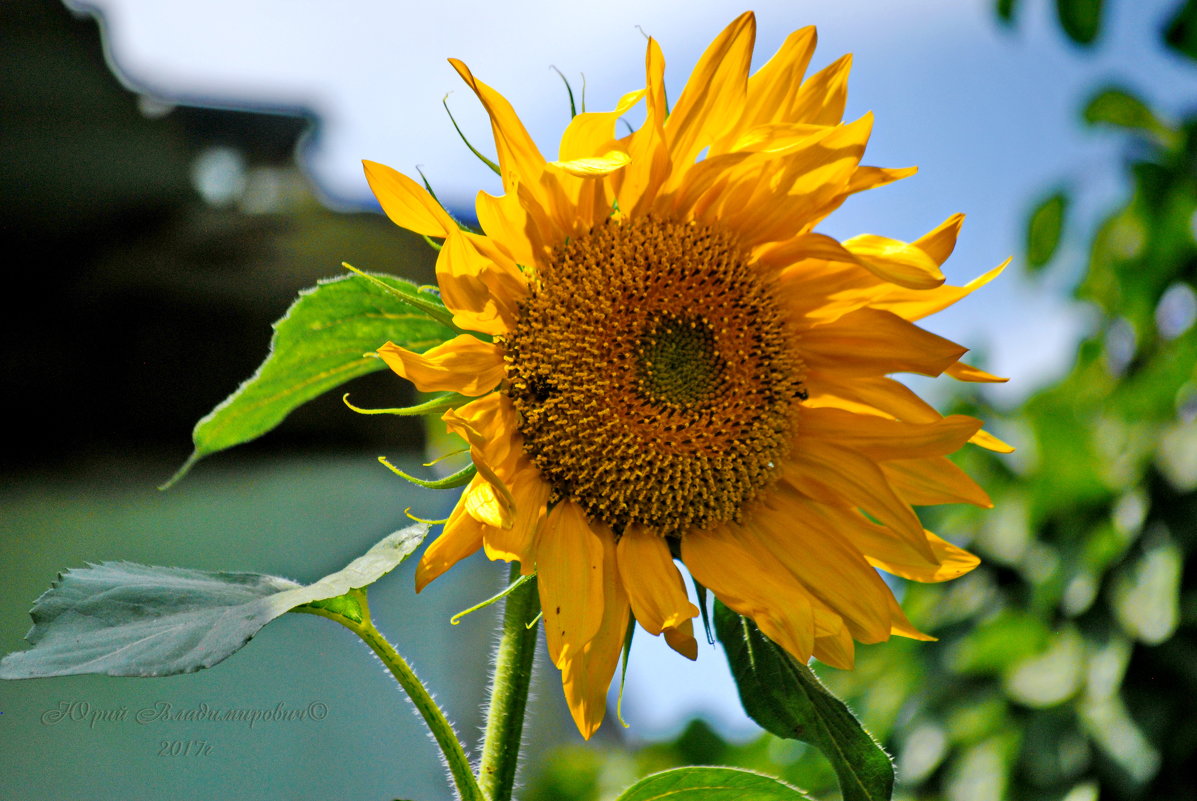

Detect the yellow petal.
[
  {"left": 566, "top": 169, "right": 616, "bottom": 233},
  {"left": 801, "top": 406, "right": 983, "bottom": 460},
  {"left": 783, "top": 438, "right": 934, "bottom": 562},
  {"left": 868, "top": 529, "right": 981, "bottom": 584},
  {"left": 663, "top": 149, "right": 753, "bottom": 221},
  {"left": 560, "top": 532, "right": 629, "bottom": 739},
  {"left": 772, "top": 231, "right": 861, "bottom": 264},
  {"left": 770, "top": 250, "right": 877, "bottom": 323},
  {"left": 617, "top": 37, "right": 670, "bottom": 215},
  {"left": 790, "top": 53, "right": 852, "bottom": 127},
  {"left": 665, "top": 11, "right": 756, "bottom": 169},
  {"left": 377, "top": 335, "right": 504, "bottom": 396},
  {"left": 683, "top": 525, "right": 816, "bottom": 663},
  {"left": 754, "top": 26, "right": 819, "bottom": 117},
  {"left": 362, "top": 160, "right": 456, "bottom": 238},
  {"left": 559, "top": 89, "right": 645, "bottom": 161},
  {"left": 781, "top": 112, "right": 873, "bottom": 196},
  {"left": 548, "top": 149, "right": 631, "bottom": 177},
  {"left": 449, "top": 57, "right": 546, "bottom": 194},
  {"left": 722, "top": 122, "right": 827, "bottom": 154},
  {"left": 463, "top": 478, "right": 511, "bottom": 529},
  {"left": 882, "top": 457, "right": 994, "bottom": 508},
  {"left": 801, "top": 389, "right": 891, "bottom": 418},
  {"left": 806, "top": 372, "right": 938, "bottom": 422},
  {"left": 436, "top": 231, "right": 526, "bottom": 335},
  {"left": 841, "top": 233, "right": 946, "bottom": 290},
  {"left": 812, "top": 619, "right": 856, "bottom": 670},
  {"left": 439, "top": 393, "right": 514, "bottom": 461},
  {"left": 873, "top": 260, "right": 1009, "bottom": 322},
  {"left": 787, "top": 117, "right": 888, "bottom": 231},
  {"left": 708, "top": 26, "right": 817, "bottom": 155},
  {"left": 415, "top": 494, "right": 485, "bottom": 592},
  {"left": 474, "top": 189, "right": 539, "bottom": 269},
  {"left": 714, "top": 114, "right": 874, "bottom": 245},
  {"left": 970, "top": 428, "right": 1016, "bottom": 454},
  {"left": 914, "top": 213, "right": 965, "bottom": 265},
  {"left": 514, "top": 171, "right": 574, "bottom": 250},
  {"left": 663, "top": 618, "right": 699, "bottom": 661},
  {"left": 537, "top": 501, "right": 606, "bottom": 667},
  {"left": 768, "top": 226, "right": 1001, "bottom": 326},
  {"left": 845, "top": 165, "right": 917, "bottom": 195},
  {"left": 616, "top": 525, "right": 700, "bottom": 639},
  {"left": 752, "top": 488, "right": 900, "bottom": 643},
  {"left": 945, "top": 360, "right": 1009, "bottom": 383},
  {"left": 441, "top": 395, "right": 518, "bottom": 520},
  {"left": 885, "top": 590, "right": 936, "bottom": 642},
  {"left": 801, "top": 308, "right": 967, "bottom": 378},
  {"left": 438, "top": 393, "right": 548, "bottom": 560},
  {"left": 810, "top": 502, "right": 980, "bottom": 584},
  {"left": 482, "top": 469, "right": 551, "bottom": 569}
]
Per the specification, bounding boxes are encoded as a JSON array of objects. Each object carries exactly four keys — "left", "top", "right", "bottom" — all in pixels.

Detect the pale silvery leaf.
[{"left": 0, "top": 523, "right": 428, "bottom": 679}]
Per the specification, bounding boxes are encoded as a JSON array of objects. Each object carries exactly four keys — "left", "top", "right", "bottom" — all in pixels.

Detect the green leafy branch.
[{"left": 164, "top": 271, "right": 456, "bottom": 487}]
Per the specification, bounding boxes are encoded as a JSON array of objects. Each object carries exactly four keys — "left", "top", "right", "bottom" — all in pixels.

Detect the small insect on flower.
[{"left": 365, "top": 11, "right": 1011, "bottom": 738}]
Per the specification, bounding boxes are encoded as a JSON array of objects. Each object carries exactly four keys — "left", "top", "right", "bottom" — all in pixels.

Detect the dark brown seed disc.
[{"left": 502, "top": 217, "right": 805, "bottom": 537}]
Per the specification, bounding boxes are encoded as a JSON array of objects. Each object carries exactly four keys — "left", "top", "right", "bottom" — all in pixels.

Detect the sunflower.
[{"left": 364, "top": 12, "right": 1010, "bottom": 738}]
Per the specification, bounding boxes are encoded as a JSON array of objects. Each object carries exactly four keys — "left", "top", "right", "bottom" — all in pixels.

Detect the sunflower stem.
[
  {"left": 324, "top": 589, "right": 485, "bottom": 801},
  {"left": 477, "top": 564, "right": 540, "bottom": 801}
]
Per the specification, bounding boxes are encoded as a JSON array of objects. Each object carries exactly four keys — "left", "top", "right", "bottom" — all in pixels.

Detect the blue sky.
[{"left": 66, "top": 0, "right": 1196, "bottom": 736}]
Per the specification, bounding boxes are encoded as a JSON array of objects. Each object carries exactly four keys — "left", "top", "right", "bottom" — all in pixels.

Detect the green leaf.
[
  {"left": 1055, "top": 0, "right": 1103, "bottom": 45},
  {"left": 0, "top": 524, "right": 429, "bottom": 679},
  {"left": 300, "top": 592, "right": 365, "bottom": 623},
  {"left": 714, "top": 602, "right": 894, "bottom": 801},
  {"left": 166, "top": 273, "right": 456, "bottom": 486},
  {"left": 996, "top": 0, "right": 1019, "bottom": 24},
  {"left": 1026, "top": 191, "right": 1069, "bottom": 270},
  {"left": 1083, "top": 88, "right": 1173, "bottom": 141},
  {"left": 614, "top": 766, "right": 811, "bottom": 801}
]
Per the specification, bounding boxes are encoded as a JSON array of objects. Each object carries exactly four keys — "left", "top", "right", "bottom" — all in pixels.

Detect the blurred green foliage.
[
  {"left": 1026, "top": 190, "right": 1069, "bottom": 270},
  {"left": 527, "top": 1, "right": 1197, "bottom": 798},
  {"left": 1055, "top": 0, "right": 1104, "bottom": 45},
  {"left": 1166, "top": 0, "right": 1197, "bottom": 58}
]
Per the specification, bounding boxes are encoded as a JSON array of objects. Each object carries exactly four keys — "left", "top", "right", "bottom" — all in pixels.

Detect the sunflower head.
[
  {"left": 504, "top": 215, "right": 806, "bottom": 537},
  {"left": 366, "top": 11, "right": 1010, "bottom": 739}
]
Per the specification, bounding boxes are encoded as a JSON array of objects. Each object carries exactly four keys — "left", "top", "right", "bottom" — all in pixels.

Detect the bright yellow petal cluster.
[{"left": 365, "top": 12, "right": 1009, "bottom": 739}]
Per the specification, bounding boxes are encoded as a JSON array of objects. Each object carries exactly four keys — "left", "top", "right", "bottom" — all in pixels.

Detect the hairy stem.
[
  {"left": 477, "top": 565, "right": 541, "bottom": 801},
  {"left": 304, "top": 590, "right": 484, "bottom": 801}
]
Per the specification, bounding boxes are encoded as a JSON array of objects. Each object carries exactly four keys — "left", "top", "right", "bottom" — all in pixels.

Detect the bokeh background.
[{"left": 1, "top": 0, "right": 1194, "bottom": 799}]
